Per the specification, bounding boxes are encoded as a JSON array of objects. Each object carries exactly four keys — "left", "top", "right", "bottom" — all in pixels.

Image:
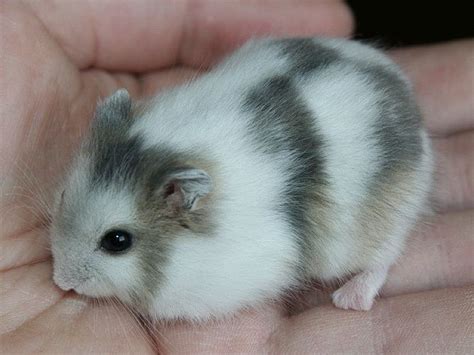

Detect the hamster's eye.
[{"left": 100, "top": 230, "right": 133, "bottom": 253}]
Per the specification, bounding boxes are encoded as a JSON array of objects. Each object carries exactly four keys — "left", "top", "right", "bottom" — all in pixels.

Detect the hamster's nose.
[
  {"left": 53, "top": 270, "right": 78, "bottom": 291},
  {"left": 53, "top": 276, "right": 73, "bottom": 291}
]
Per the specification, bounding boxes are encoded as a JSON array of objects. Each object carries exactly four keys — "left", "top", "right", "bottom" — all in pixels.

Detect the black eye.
[{"left": 100, "top": 230, "right": 133, "bottom": 253}]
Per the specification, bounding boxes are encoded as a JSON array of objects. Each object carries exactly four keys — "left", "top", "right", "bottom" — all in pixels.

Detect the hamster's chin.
[{"left": 74, "top": 280, "right": 115, "bottom": 298}]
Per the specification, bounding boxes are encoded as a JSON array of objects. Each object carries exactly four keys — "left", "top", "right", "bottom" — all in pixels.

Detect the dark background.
[{"left": 347, "top": 1, "right": 473, "bottom": 46}]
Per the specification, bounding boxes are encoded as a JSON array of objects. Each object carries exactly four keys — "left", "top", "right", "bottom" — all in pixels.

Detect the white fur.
[{"left": 297, "top": 64, "right": 384, "bottom": 279}]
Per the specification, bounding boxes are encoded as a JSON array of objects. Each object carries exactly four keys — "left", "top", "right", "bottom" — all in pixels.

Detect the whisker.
[
  {"left": 108, "top": 297, "right": 134, "bottom": 354},
  {"left": 112, "top": 296, "right": 158, "bottom": 352},
  {"left": 12, "top": 160, "right": 56, "bottom": 212},
  {"left": 3, "top": 192, "right": 52, "bottom": 224}
]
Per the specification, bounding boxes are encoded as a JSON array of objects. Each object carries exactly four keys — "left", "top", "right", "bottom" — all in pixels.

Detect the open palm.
[{"left": 1, "top": 1, "right": 472, "bottom": 353}]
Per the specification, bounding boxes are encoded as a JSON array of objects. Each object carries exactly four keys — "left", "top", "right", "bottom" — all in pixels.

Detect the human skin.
[{"left": 0, "top": 0, "right": 472, "bottom": 353}]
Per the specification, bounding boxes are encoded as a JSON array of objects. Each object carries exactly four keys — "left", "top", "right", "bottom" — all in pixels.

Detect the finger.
[
  {"left": 0, "top": 261, "right": 62, "bottom": 335},
  {"left": 138, "top": 67, "right": 199, "bottom": 97},
  {"left": 0, "top": 261, "right": 151, "bottom": 353},
  {"left": 274, "top": 286, "right": 473, "bottom": 354},
  {"left": 432, "top": 131, "right": 474, "bottom": 211},
  {"left": 0, "top": 226, "right": 50, "bottom": 271},
  {"left": 0, "top": 1, "right": 84, "bottom": 239},
  {"left": 0, "top": 258, "right": 154, "bottom": 352},
  {"left": 156, "top": 305, "right": 283, "bottom": 353},
  {"left": 80, "top": 69, "right": 142, "bottom": 98},
  {"left": 0, "top": 292, "right": 154, "bottom": 353},
  {"left": 383, "top": 210, "right": 474, "bottom": 297},
  {"left": 390, "top": 39, "right": 474, "bottom": 136},
  {"left": 26, "top": 0, "right": 353, "bottom": 71},
  {"left": 175, "top": 0, "right": 353, "bottom": 68}
]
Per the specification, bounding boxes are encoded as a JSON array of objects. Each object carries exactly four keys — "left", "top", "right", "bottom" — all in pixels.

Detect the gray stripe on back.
[
  {"left": 243, "top": 74, "right": 329, "bottom": 277},
  {"left": 280, "top": 38, "right": 341, "bottom": 76},
  {"left": 359, "top": 65, "right": 423, "bottom": 177}
]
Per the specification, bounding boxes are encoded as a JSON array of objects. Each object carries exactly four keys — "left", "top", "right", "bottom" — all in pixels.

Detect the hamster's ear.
[
  {"left": 161, "top": 168, "right": 212, "bottom": 212},
  {"left": 96, "top": 89, "right": 132, "bottom": 123}
]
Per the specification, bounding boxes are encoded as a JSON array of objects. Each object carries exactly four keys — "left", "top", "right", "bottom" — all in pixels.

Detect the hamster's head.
[{"left": 50, "top": 89, "right": 212, "bottom": 310}]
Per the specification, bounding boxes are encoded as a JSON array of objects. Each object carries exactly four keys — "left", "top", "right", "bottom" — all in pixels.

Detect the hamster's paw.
[
  {"left": 331, "top": 279, "right": 375, "bottom": 311},
  {"left": 331, "top": 266, "right": 389, "bottom": 311}
]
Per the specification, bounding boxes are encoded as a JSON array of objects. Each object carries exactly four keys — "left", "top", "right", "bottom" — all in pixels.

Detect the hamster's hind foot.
[{"left": 331, "top": 265, "right": 389, "bottom": 311}]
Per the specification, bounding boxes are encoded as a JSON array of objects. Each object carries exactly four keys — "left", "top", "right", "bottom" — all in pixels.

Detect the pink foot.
[
  {"left": 332, "top": 279, "right": 375, "bottom": 311},
  {"left": 331, "top": 266, "right": 389, "bottom": 311}
]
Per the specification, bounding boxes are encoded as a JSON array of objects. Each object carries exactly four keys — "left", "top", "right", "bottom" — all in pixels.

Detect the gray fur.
[
  {"left": 88, "top": 89, "right": 137, "bottom": 185},
  {"left": 359, "top": 65, "right": 423, "bottom": 176},
  {"left": 279, "top": 38, "right": 341, "bottom": 76},
  {"left": 243, "top": 75, "right": 329, "bottom": 276},
  {"left": 93, "top": 89, "right": 133, "bottom": 134}
]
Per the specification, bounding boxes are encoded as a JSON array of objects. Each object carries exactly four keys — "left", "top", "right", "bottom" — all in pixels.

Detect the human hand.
[{"left": 0, "top": 0, "right": 471, "bottom": 353}]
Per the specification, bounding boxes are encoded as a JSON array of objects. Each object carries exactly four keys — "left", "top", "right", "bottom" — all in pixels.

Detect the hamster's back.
[{"left": 133, "top": 37, "right": 433, "bottom": 281}]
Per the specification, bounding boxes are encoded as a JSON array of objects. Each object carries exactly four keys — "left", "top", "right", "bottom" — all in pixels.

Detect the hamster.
[{"left": 50, "top": 37, "right": 433, "bottom": 321}]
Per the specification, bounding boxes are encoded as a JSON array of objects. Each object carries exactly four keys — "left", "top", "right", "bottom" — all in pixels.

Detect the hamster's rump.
[{"left": 51, "top": 37, "right": 433, "bottom": 320}]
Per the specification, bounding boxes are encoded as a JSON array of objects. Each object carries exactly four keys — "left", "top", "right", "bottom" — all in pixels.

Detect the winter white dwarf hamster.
[{"left": 50, "top": 37, "right": 433, "bottom": 321}]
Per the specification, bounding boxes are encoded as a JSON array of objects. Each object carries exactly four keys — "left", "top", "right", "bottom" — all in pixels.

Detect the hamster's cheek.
[{"left": 100, "top": 254, "right": 142, "bottom": 299}]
